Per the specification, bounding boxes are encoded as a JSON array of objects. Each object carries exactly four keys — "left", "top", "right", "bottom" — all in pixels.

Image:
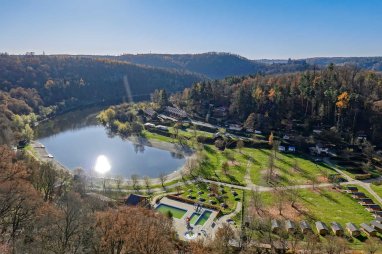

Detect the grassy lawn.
[
  {"left": 243, "top": 187, "right": 375, "bottom": 250},
  {"left": 371, "top": 184, "right": 382, "bottom": 201},
  {"left": 198, "top": 145, "right": 247, "bottom": 185},
  {"left": 177, "top": 181, "right": 242, "bottom": 215},
  {"left": 246, "top": 148, "right": 336, "bottom": 186}
]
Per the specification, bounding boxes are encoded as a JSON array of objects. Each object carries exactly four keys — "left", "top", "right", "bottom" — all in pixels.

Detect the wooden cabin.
[
  {"left": 285, "top": 220, "right": 296, "bottom": 233},
  {"left": 300, "top": 220, "right": 312, "bottom": 234},
  {"left": 315, "top": 221, "right": 329, "bottom": 235},
  {"left": 358, "top": 198, "right": 374, "bottom": 205},
  {"left": 345, "top": 186, "right": 358, "bottom": 193},
  {"left": 371, "top": 220, "right": 382, "bottom": 233},
  {"left": 345, "top": 222, "right": 360, "bottom": 237},
  {"left": 360, "top": 223, "right": 377, "bottom": 237},
  {"left": 351, "top": 192, "right": 367, "bottom": 199},
  {"left": 366, "top": 204, "right": 382, "bottom": 212},
  {"left": 271, "top": 219, "right": 281, "bottom": 234},
  {"left": 330, "top": 222, "right": 344, "bottom": 236}
]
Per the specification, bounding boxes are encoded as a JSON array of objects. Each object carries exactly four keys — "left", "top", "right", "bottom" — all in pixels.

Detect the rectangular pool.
[
  {"left": 156, "top": 204, "right": 187, "bottom": 219},
  {"left": 190, "top": 213, "right": 200, "bottom": 225},
  {"left": 195, "top": 210, "right": 212, "bottom": 226}
]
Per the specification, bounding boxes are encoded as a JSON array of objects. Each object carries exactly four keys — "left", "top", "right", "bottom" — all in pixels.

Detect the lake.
[{"left": 36, "top": 108, "right": 187, "bottom": 179}]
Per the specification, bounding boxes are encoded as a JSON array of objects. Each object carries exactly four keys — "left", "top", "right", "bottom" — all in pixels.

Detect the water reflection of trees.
[
  {"left": 36, "top": 107, "right": 102, "bottom": 138},
  {"left": 170, "top": 151, "right": 185, "bottom": 159},
  {"left": 133, "top": 143, "right": 145, "bottom": 154}
]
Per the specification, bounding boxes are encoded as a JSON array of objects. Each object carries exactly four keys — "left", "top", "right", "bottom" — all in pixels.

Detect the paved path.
[{"left": 324, "top": 158, "right": 382, "bottom": 205}]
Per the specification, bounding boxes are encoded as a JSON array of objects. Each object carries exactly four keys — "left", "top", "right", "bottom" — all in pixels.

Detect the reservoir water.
[{"left": 36, "top": 108, "right": 187, "bottom": 178}]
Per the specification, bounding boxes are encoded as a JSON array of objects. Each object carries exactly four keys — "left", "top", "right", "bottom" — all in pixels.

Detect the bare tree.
[
  {"left": 115, "top": 176, "right": 124, "bottom": 194},
  {"left": 131, "top": 174, "right": 140, "bottom": 193},
  {"left": 144, "top": 176, "right": 151, "bottom": 194},
  {"left": 250, "top": 187, "right": 263, "bottom": 215},
  {"left": 364, "top": 238, "right": 381, "bottom": 254},
  {"left": 236, "top": 140, "right": 244, "bottom": 153},
  {"left": 159, "top": 173, "right": 167, "bottom": 189},
  {"left": 274, "top": 188, "right": 286, "bottom": 215},
  {"left": 222, "top": 162, "right": 229, "bottom": 176}
]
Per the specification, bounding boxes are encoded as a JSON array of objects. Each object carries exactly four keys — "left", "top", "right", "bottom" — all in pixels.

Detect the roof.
[
  {"left": 124, "top": 194, "right": 149, "bottom": 206},
  {"left": 143, "top": 108, "right": 156, "bottom": 117},
  {"left": 371, "top": 220, "right": 382, "bottom": 230},
  {"left": 271, "top": 219, "right": 280, "bottom": 228},
  {"left": 285, "top": 220, "right": 295, "bottom": 229},
  {"left": 331, "top": 222, "right": 343, "bottom": 231},
  {"left": 300, "top": 221, "right": 312, "bottom": 230},
  {"left": 315, "top": 221, "right": 328, "bottom": 230},
  {"left": 346, "top": 186, "right": 358, "bottom": 191},
  {"left": 345, "top": 223, "right": 359, "bottom": 232},
  {"left": 360, "top": 223, "right": 376, "bottom": 233},
  {"left": 165, "top": 106, "right": 187, "bottom": 118}
]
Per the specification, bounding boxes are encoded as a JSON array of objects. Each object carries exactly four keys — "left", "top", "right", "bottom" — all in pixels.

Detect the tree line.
[{"left": 170, "top": 64, "right": 382, "bottom": 144}]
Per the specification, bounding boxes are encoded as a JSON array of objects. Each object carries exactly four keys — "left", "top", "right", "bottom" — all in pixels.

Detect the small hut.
[
  {"left": 271, "top": 219, "right": 281, "bottom": 234},
  {"left": 358, "top": 198, "right": 374, "bottom": 205},
  {"left": 360, "top": 223, "right": 377, "bottom": 237},
  {"left": 345, "top": 186, "right": 358, "bottom": 193},
  {"left": 366, "top": 204, "right": 382, "bottom": 212},
  {"left": 345, "top": 223, "right": 360, "bottom": 237},
  {"left": 285, "top": 220, "right": 296, "bottom": 233},
  {"left": 330, "top": 222, "right": 344, "bottom": 236},
  {"left": 351, "top": 192, "right": 367, "bottom": 199},
  {"left": 371, "top": 220, "right": 382, "bottom": 233},
  {"left": 315, "top": 221, "right": 329, "bottom": 235},
  {"left": 299, "top": 220, "right": 312, "bottom": 234}
]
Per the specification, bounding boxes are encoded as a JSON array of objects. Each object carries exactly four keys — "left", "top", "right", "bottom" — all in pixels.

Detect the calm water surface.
[{"left": 36, "top": 109, "right": 186, "bottom": 178}]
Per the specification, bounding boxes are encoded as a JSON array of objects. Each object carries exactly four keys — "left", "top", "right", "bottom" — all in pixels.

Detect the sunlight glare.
[{"left": 94, "top": 155, "right": 111, "bottom": 174}]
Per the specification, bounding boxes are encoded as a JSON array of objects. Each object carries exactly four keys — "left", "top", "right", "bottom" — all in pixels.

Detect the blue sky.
[{"left": 0, "top": 0, "right": 381, "bottom": 59}]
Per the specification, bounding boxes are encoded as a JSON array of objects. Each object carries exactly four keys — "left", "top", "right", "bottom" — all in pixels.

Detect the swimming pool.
[
  {"left": 195, "top": 210, "right": 212, "bottom": 226},
  {"left": 189, "top": 213, "right": 200, "bottom": 225},
  {"left": 156, "top": 204, "right": 187, "bottom": 219}
]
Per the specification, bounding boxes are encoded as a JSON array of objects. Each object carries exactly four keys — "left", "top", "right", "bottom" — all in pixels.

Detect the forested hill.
[
  {"left": 0, "top": 55, "right": 203, "bottom": 106},
  {"left": 305, "top": 57, "right": 382, "bottom": 71},
  {"left": 100, "top": 52, "right": 313, "bottom": 79}
]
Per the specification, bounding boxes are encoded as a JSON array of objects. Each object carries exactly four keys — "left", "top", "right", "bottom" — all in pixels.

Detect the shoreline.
[{"left": 31, "top": 135, "right": 194, "bottom": 185}]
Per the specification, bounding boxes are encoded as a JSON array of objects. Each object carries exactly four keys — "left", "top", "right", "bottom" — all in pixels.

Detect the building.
[
  {"left": 122, "top": 194, "right": 150, "bottom": 207},
  {"left": 300, "top": 221, "right": 312, "bottom": 234},
  {"left": 165, "top": 106, "right": 187, "bottom": 119},
  {"left": 315, "top": 221, "right": 329, "bottom": 235},
  {"left": 360, "top": 223, "right": 377, "bottom": 237},
  {"left": 330, "top": 222, "right": 344, "bottom": 236},
  {"left": 143, "top": 108, "right": 156, "bottom": 118},
  {"left": 345, "top": 186, "right": 358, "bottom": 193},
  {"left": 371, "top": 220, "right": 382, "bottom": 233},
  {"left": 271, "top": 219, "right": 281, "bottom": 234},
  {"left": 285, "top": 220, "right": 296, "bottom": 233},
  {"left": 345, "top": 223, "right": 360, "bottom": 237},
  {"left": 351, "top": 192, "right": 367, "bottom": 199}
]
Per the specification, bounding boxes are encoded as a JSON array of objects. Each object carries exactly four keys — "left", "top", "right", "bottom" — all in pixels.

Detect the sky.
[{"left": 0, "top": 0, "right": 382, "bottom": 59}]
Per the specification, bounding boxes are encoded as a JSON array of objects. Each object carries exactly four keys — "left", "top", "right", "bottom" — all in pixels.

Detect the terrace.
[{"left": 155, "top": 197, "right": 219, "bottom": 241}]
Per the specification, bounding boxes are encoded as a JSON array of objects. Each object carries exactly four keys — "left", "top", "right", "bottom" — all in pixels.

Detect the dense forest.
[
  {"left": 92, "top": 52, "right": 313, "bottom": 79},
  {"left": 0, "top": 54, "right": 203, "bottom": 106},
  {"left": 170, "top": 64, "right": 382, "bottom": 144},
  {"left": 88, "top": 53, "right": 382, "bottom": 80}
]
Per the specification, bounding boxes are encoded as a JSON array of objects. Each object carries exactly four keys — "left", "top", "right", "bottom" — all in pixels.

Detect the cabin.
[
  {"left": 156, "top": 125, "right": 169, "bottom": 131},
  {"left": 345, "top": 222, "right": 360, "bottom": 237},
  {"left": 366, "top": 204, "right": 382, "bottom": 212},
  {"left": 271, "top": 219, "right": 281, "bottom": 234},
  {"left": 278, "top": 146, "right": 286, "bottom": 152},
  {"left": 351, "top": 192, "right": 367, "bottom": 199},
  {"left": 300, "top": 220, "right": 312, "bottom": 234},
  {"left": 360, "top": 223, "right": 377, "bottom": 237},
  {"left": 373, "top": 211, "right": 382, "bottom": 218},
  {"left": 375, "top": 217, "right": 382, "bottom": 222},
  {"left": 228, "top": 124, "right": 243, "bottom": 132},
  {"left": 371, "top": 220, "right": 382, "bottom": 233},
  {"left": 212, "top": 106, "right": 228, "bottom": 118},
  {"left": 330, "top": 222, "right": 344, "bottom": 236},
  {"left": 358, "top": 198, "right": 374, "bottom": 205},
  {"left": 143, "top": 108, "right": 156, "bottom": 118},
  {"left": 345, "top": 186, "right": 358, "bottom": 193},
  {"left": 144, "top": 123, "right": 156, "bottom": 128},
  {"left": 122, "top": 194, "right": 150, "bottom": 207},
  {"left": 285, "top": 220, "right": 296, "bottom": 233},
  {"left": 315, "top": 221, "right": 329, "bottom": 235},
  {"left": 164, "top": 106, "right": 187, "bottom": 119}
]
